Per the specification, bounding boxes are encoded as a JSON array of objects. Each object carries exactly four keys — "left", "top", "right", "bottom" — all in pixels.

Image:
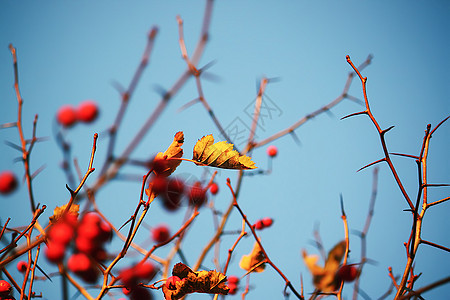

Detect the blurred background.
[{"left": 1, "top": 1, "right": 449, "bottom": 299}]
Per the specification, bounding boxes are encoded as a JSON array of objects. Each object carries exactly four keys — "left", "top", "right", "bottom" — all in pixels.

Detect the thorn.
[
  {"left": 390, "top": 153, "right": 420, "bottom": 160},
  {"left": 340, "top": 194, "right": 346, "bottom": 217},
  {"left": 357, "top": 158, "right": 386, "bottom": 172},
  {"left": 341, "top": 111, "right": 367, "bottom": 120},
  {"left": 65, "top": 184, "right": 75, "bottom": 197},
  {"left": 381, "top": 126, "right": 395, "bottom": 135}
]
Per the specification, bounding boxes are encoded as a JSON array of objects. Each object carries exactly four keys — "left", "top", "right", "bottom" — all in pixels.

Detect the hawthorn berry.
[
  {"left": 149, "top": 176, "right": 168, "bottom": 195},
  {"left": 261, "top": 217, "right": 273, "bottom": 228},
  {"left": 0, "top": 171, "right": 18, "bottom": 195},
  {"left": 336, "top": 265, "right": 358, "bottom": 282},
  {"left": 266, "top": 145, "right": 278, "bottom": 157},
  {"left": 161, "top": 178, "right": 184, "bottom": 211},
  {"left": 68, "top": 253, "right": 99, "bottom": 283},
  {"left": 134, "top": 262, "right": 156, "bottom": 281},
  {"left": 228, "top": 283, "right": 238, "bottom": 295},
  {"left": 227, "top": 275, "right": 239, "bottom": 285},
  {"left": 254, "top": 217, "right": 273, "bottom": 230},
  {"left": 0, "top": 280, "right": 12, "bottom": 296},
  {"left": 48, "top": 221, "right": 75, "bottom": 245},
  {"left": 165, "top": 276, "right": 181, "bottom": 290},
  {"left": 188, "top": 181, "right": 207, "bottom": 207},
  {"left": 57, "top": 105, "right": 77, "bottom": 127},
  {"left": 45, "top": 241, "right": 66, "bottom": 263},
  {"left": 152, "top": 225, "right": 170, "bottom": 243},
  {"left": 77, "top": 100, "right": 99, "bottom": 123},
  {"left": 16, "top": 261, "right": 28, "bottom": 273},
  {"left": 122, "top": 287, "right": 131, "bottom": 295},
  {"left": 209, "top": 182, "right": 219, "bottom": 195},
  {"left": 254, "top": 220, "right": 264, "bottom": 230}
]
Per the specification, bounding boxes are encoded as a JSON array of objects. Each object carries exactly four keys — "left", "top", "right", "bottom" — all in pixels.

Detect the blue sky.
[{"left": 1, "top": 1, "right": 449, "bottom": 299}]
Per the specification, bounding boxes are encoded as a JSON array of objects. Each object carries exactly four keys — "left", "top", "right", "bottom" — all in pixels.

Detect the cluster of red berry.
[
  {"left": 149, "top": 175, "right": 216, "bottom": 212},
  {"left": 45, "top": 212, "right": 112, "bottom": 283},
  {"left": 0, "top": 280, "right": 14, "bottom": 300},
  {"left": 0, "top": 171, "right": 18, "bottom": 195},
  {"left": 45, "top": 213, "right": 78, "bottom": 263},
  {"left": 120, "top": 262, "right": 157, "bottom": 298},
  {"left": 56, "top": 100, "right": 99, "bottom": 127},
  {"left": 226, "top": 275, "right": 239, "bottom": 295},
  {"left": 253, "top": 217, "right": 273, "bottom": 230}
]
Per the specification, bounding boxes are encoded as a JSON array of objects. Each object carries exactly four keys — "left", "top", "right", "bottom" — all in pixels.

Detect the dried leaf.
[
  {"left": 49, "top": 203, "right": 80, "bottom": 223},
  {"left": 162, "top": 263, "right": 229, "bottom": 300},
  {"left": 302, "top": 240, "right": 346, "bottom": 292},
  {"left": 192, "top": 135, "right": 256, "bottom": 170},
  {"left": 239, "top": 242, "right": 266, "bottom": 273},
  {"left": 154, "top": 131, "right": 184, "bottom": 177}
]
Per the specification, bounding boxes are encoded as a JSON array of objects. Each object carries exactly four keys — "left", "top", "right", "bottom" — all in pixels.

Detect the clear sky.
[{"left": 1, "top": 1, "right": 449, "bottom": 299}]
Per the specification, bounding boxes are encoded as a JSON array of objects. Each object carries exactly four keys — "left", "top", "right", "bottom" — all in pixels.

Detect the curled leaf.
[
  {"left": 154, "top": 131, "right": 184, "bottom": 177},
  {"left": 162, "top": 263, "right": 229, "bottom": 300},
  {"left": 49, "top": 203, "right": 80, "bottom": 223},
  {"left": 192, "top": 135, "right": 256, "bottom": 170},
  {"left": 239, "top": 242, "right": 266, "bottom": 273},
  {"left": 302, "top": 240, "right": 346, "bottom": 292}
]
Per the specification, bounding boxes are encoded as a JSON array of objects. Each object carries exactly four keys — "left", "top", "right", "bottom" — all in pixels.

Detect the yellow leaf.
[
  {"left": 239, "top": 242, "right": 265, "bottom": 273},
  {"left": 49, "top": 203, "right": 80, "bottom": 223},
  {"left": 154, "top": 131, "right": 184, "bottom": 177},
  {"left": 192, "top": 135, "right": 256, "bottom": 170},
  {"left": 162, "top": 263, "right": 229, "bottom": 299},
  {"left": 302, "top": 240, "right": 346, "bottom": 292}
]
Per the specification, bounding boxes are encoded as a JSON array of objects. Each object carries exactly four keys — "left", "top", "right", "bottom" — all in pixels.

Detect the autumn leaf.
[
  {"left": 153, "top": 131, "right": 184, "bottom": 177},
  {"left": 162, "top": 262, "right": 229, "bottom": 299},
  {"left": 49, "top": 203, "right": 80, "bottom": 223},
  {"left": 239, "top": 241, "right": 266, "bottom": 273},
  {"left": 302, "top": 240, "right": 346, "bottom": 292},
  {"left": 192, "top": 135, "right": 256, "bottom": 170}
]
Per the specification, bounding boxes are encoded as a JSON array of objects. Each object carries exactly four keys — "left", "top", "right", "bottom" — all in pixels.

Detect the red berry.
[
  {"left": 45, "top": 241, "right": 66, "bottom": 263},
  {"left": 75, "top": 236, "right": 95, "bottom": 254},
  {"left": 152, "top": 225, "right": 170, "bottom": 243},
  {"left": 209, "top": 182, "right": 219, "bottom": 195},
  {"left": 122, "top": 287, "right": 131, "bottom": 295},
  {"left": 99, "top": 222, "right": 112, "bottom": 242},
  {"left": 81, "top": 212, "right": 102, "bottom": 225},
  {"left": 261, "top": 217, "right": 273, "bottom": 228},
  {"left": 0, "top": 171, "right": 18, "bottom": 195},
  {"left": 227, "top": 275, "right": 239, "bottom": 285},
  {"left": 134, "top": 262, "right": 156, "bottom": 281},
  {"left": 68, "top": 253, "right": 99, "bottom": 283},
  {"left": 188, "top": 181, "right": 207, "bottom": 207},
  {"left": 266, "top": 145, "right": 278, "bottom": 157},
  {"left": 17, "top": 261, "right": 28, "bottom": 273},
  {"left": 228, "top": 283, "right": 238, "bottom": 295},
  {"left": 0, "top": 280, "right": 12, "bottom": 296},
  {"left": 162, "top": 178, "right": 184, "bottom": 211},
  {"left": 337, "top": 265, "right": 358, "bottom": 282},
  {"left": 254, "top": 220, "right": 264, "bottom": 230},
  {"left": 166, "top": 276, "right": 181, "bottom": 290},
  {"left": 57, "top": 105, "right": 78, "bottom": 127},
  {"left": 77, "top": 100, "right": 99, "bottom": 123},
  {"left": 149, "top": 176, "right": 168, "bottom": 194},
  {"left": 77, "top": 223, "right": 101, "bottom": 240},
  {"left": 49, "top": 221, "right": 75, "bottom": 245}
]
